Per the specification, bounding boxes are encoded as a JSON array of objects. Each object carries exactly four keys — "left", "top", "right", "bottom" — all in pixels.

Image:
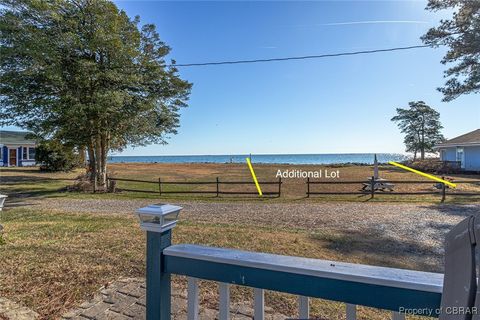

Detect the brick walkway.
[
  {"left": 0, "top": 298, "right": 39, "bottom": 320},
  {"left": 62, "top": 278, "right": 289, "bottom": 320}
]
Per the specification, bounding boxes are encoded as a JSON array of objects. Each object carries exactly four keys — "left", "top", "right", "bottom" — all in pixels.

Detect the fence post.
[
  {"left": 278, "top": 177, "right": 282, "bottom": 197},
  {"left": 136, "top": 204, "right": 181, "bottom": 320},
  {"left": 370, "top": 176, "right": 375, "bottom": 199},
  {"left": 441, "top": 182, "right": 446, "bottom": 203},
  {"left": 146, "top": 229, "right": 172, "bottom": 320},
  {"left": 159, "top": 178, "right": 162, "bottom": 197},
  {"left": 216, "top": 177, "right": 220, "bottom": 197},
  {"left": 307, "top": 177, "right": 310, "bottom": 198}
]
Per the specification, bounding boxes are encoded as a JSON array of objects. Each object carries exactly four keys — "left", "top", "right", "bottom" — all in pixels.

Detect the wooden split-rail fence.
[{"left": 107, "top": 176, "right": 282, "bottom": 197}]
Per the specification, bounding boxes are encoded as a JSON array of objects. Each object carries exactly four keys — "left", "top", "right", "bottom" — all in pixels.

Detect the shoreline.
[
  {"left": 107, "top": 153, "right": 411, "bottom": 166},
  {"left": 106, "top": 161, "right": 387, "bottom": 166}
]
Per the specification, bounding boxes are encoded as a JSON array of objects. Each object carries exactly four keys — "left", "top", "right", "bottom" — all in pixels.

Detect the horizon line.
[{"left": 110, "top": 152, "right": 411, "bottom": 157}]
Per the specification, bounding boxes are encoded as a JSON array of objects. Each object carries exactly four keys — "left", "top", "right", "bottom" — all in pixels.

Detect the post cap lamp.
[{"left": 136, "top": 203, "right": 182, "bottom": 233}]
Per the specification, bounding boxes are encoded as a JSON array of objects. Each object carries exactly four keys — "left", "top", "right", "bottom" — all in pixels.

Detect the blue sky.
[{"left": 4, "top": 1, "right": 480, "bottom": 155}]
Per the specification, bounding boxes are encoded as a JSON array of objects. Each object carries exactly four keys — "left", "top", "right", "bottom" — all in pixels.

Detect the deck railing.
[
  {"left": 144, "top": 230, "right": 444, "bottom": 320},
  {"left": 139, "top": 205, "right": 480, "bottom": 320},
  {"left": 164, "top": 244, "right": 443, "bottom": 319}
]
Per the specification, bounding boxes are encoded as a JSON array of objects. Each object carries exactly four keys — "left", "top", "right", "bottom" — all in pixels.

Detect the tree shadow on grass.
[
  {"left": 0, "top": 168, "right": 41, "bottom": 174},
  {"left": 1, "top": 184, "right": 69, "bottom": 207},
  {"left": 310, "top": 227, "right": 444, "bottom": 273},
  {"left": 0, "top": 175, "right": 60, "bottom": 184}
]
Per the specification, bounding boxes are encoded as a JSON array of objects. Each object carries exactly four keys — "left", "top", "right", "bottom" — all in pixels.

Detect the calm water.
[{"left": 108, "top": 153, "right": 409, "bottom": 165}]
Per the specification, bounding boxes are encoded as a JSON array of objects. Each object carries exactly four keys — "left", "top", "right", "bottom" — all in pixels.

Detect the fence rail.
[
  {"left": 107, "top": 176, "right": 479, "bottom": 201},
  {"left": 306, "top": 177, "right": 480, "bottom": 202},
  {"left": 108, "top": 176, "right": 282, "bottom": 197}
]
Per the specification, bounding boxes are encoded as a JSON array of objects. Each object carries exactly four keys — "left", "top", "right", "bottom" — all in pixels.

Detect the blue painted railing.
[{"left": 145, "top": 229, "right": 444, "bottom": 320}]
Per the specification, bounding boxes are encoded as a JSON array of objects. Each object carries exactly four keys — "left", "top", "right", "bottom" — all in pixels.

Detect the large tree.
[
  {"left": 422, "top": 0, "right": 480, "bottom": 101},
  {"left": 0, "top": 0, "right": 192, "bottom": 188},
  {"left": 391, "top": 101, "right": 444, "bottom": 160}
]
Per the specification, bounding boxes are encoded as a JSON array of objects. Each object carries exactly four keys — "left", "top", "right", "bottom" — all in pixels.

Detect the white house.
[
  {"left": 0, "top": 131, "right": 36, "bottom": 167},
  {"left": 435, "top": 129, "right": 480, "bottom": 171}
]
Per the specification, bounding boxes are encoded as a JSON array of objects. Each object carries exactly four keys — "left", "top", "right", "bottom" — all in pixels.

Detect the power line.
[{"left": 169, "top": 44, "right": 430, "bottom": 67}]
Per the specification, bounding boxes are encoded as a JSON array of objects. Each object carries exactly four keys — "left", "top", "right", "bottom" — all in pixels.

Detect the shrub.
[
  {"left": 66, "top": 173, "right": 93, "bottom": 192},
  {"left": 36, "top": 140, "right": 82, "bottom": 172},
  {"left": 405, "top": 159, "right": 461, "bottom": 174}
]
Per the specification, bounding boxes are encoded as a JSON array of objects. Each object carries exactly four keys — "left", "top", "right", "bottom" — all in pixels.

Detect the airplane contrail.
[{"left": 323, "top": 20, "right": 428, "bottom": 26}]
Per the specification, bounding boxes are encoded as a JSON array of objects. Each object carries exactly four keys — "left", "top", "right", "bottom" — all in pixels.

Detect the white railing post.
[
  {"left": 219, "top": 283, "right": 230, "bottom": 320},
  {"left": 254, "top": 288, "right": 265, "bottom": 320},
  {"left": 298, "top": 296, "right": 309, "bottom": 319},
  {"left": 187, "top": 277, "right": 199, "bottom": 320},
  {"left": 392, "top": 311, "right": 405, "bottom": 320},
  {"left": 346, "top": 304, "right": 357, "bottom": 320}
]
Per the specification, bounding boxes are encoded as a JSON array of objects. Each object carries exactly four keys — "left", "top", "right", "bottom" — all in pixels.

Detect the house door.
[
  {"left": 456, "top": 147, "right": 465, "bottom": 169},
  {"left": 9, "top": 149, "right": 17, "bottom": 166}
]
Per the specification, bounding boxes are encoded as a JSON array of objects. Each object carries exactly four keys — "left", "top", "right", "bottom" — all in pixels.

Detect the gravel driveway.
[{"left": 26, "top": 198, "right": 478, "bottom": 260}]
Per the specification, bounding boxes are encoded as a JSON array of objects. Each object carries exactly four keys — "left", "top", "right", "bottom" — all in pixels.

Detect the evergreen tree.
[
  {"left": 0, "top": 0, "right": 192, "bottom": 187},
  {"left": 391, "top": 101, "right": 445, "bottom": 160},
  {"left": 422, "top": 0, "right": 480, "bottom": 101}
]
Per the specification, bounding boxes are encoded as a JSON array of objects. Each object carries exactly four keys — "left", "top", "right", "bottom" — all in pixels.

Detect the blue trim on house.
[
  {"left": 17, "top": 146, "right": 21, "bottom": 166},
  {"left": 164, "top": 255, "right": 441, "bottom": 314},
  {"left": 1, "top": 146, "right": 6, "bottom": 164},
  {"left": 1, "top": 145, "right": 36, "bottom": 166}
]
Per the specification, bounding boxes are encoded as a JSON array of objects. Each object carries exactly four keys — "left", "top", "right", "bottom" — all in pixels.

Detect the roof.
[
  {"left": 435, "top": 129, "right": 480, "bottom": 148},
  {"left": 0, "top": 131, "right": 36, "bottom": 145}
]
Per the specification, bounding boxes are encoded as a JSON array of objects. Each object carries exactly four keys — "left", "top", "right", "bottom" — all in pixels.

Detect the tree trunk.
[
  {"left": 99, "top": 132, "right": 108, "bottom": 188},
  {"left": 415, "top": 131, "right": 423, "bottom": 161},
  {"left": 94, "top": 136, "right": 104, "bottom": 188},
  {"left": 87, "top": 142, "right": 96, "bottom": 183},
  {"left": 420, "top": 118, "right": 425, "bottom": 160},
  {"left": 420, "top": 133, "right": 425, "bottom": 160},
  {"left": 78, "top": 146, "right": 87, "bottom": 167}
]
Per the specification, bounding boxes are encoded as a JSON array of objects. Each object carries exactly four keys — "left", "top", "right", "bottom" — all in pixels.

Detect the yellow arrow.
[
  {"left": 246, "top": 157, "right": 263, "bottom": 196},
  {"left": 388, "top": 161, "right": 456, "bottom": 188}
]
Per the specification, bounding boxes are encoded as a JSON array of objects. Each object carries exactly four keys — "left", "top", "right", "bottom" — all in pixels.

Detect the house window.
[
  {"left": 29, "top": 147, "right": 35, "bottom": 160},
  {"left": 22, "top": 147, "right": 35, "bottom": 160}
]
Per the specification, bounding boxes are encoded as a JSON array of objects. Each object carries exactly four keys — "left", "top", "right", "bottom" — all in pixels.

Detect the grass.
[
  {"left": 1, "top": 164, "right": 479, "bottom": 203},
  {"left": 1, "top": 208, "right": 438, "bottom": 319},
  {"left": 0, "top": 163, "right": 476, "bottom": 319}
]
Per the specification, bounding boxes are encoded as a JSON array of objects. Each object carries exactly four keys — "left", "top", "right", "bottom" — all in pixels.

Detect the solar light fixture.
[{"left": 136, "top": 203, "right": 182, "bottom": 233}]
